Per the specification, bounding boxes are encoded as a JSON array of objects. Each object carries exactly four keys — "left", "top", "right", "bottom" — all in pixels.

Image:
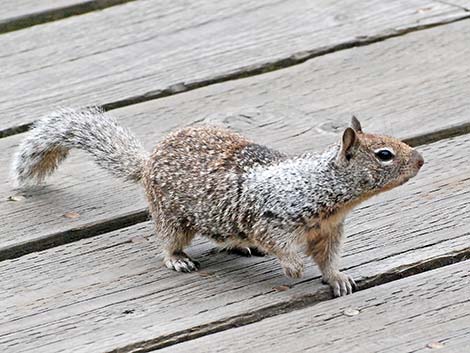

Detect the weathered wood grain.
[
  {"left": 0, "top": 0, "right": 135, "bottom": 34},
  {"left": 0, "top": 133, "right": 469, "bottom": 352},
  {"left": 158, "top": 260, "right": 470, "bottom": 353},
  {"left": 2, "top": 19, "right": 470, "bottom": 257},
  {"left": 0, "top": 0, "right": 467, "bottom": 133}
]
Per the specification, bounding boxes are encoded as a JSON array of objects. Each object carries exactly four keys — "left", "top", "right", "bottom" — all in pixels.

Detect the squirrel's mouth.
[
  {"left": 400, "top": 166, "right": 422, "bottom": 184},
  {"left": 382, "top": 165, "right": 421, "bottom": 191}
]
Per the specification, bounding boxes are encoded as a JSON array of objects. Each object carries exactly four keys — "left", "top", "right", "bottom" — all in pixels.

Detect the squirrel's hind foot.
[
  {"left": 225, "top": 246, "right": 267, "bottom": 257},
  {"left": 164, "top": 252, "right": 200, "bottom": 273}
]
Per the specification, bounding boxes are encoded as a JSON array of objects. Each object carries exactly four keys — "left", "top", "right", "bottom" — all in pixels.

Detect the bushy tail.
[{"left": 12, "top": 107, "right": 149, "bottom": 188}]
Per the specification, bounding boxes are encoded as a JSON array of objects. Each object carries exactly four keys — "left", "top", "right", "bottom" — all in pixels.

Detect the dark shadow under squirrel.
[{"left": 12, "top": 109, "right": 424, "bottom": 297}]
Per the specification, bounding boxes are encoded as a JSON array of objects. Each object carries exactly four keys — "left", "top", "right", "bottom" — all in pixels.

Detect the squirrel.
[{"left": 12, "top": 107, "right": 424, "bottom": 297}]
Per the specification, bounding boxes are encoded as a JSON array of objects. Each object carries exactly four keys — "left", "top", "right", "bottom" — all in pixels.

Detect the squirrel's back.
[{"left": 143, "top": 126, "right": 285, "bottom": 236}]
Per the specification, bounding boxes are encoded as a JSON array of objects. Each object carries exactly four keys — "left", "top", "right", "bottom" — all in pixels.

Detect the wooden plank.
[
  {"left": 0, "top": 0, "right": 466, "bottom": 134},
  {"left": 158, "top": 260, "right": 470, "bottom": 353},
  {"left": 0, "top": 1, "right": 135, "bottom": 34},
  {"left": 2, "top": 18, "right": 470, "bottom": 257},
  {"left": 0, "top": 133, "right": 469, "bottom": 352}
]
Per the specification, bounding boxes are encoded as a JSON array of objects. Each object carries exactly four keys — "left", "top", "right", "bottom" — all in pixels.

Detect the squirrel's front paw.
[
  {"left": 164, "top": 253, "right": 200, "bottom": 273},
  {"left": 323, "top": 271, "right": 356, "bottom": 297},
  {"left": 280, "top": 256, "right": 304, "bottom": 279}
]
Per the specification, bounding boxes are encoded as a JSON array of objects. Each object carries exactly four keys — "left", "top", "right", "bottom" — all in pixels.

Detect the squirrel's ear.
[
  {"left": 339, "top": 127, "right": 358, "bottom": 161},
  {"left": 351, "top": 115, "right": 363, "bottom": 133}
]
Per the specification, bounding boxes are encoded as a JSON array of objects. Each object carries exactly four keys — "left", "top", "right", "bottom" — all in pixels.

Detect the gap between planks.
[
  {"left": 0, "top": 210, "right": 148, "bottom": 261},
  {"left": 112, "top": 253, "right": 470, "bottom": 353},
  {"left": 154, "top": 259, "right": 470, "bottom": 353},
  {"left": 1, "top": 7, "right": 470, "bottom": 139},
  {"left": 0, "top": 0, "right": 138, "bottom": 35}
]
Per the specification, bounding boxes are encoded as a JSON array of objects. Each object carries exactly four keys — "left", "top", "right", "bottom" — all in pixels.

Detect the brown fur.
[{"left": 30, "top": 147, "right": 69, "bottom": 182}]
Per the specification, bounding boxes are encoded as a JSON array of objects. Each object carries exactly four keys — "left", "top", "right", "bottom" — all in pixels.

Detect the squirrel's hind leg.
[
  {"left": 150, "top": 213, "right": 199, "bottom": 272},
  {"left": 160, "top": 228, "right": 199, "bottom": 273},
  {"left": 145, "top": 184, "right": 199, "bottom": 273}
]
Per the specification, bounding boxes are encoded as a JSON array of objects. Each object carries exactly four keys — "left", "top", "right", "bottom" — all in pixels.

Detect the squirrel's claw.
[
  {"left": 165, "top": 255, "right": 200, "bottom": 273},
  {"left": 224, "top": 246, "right": 267, "bottom": 257},
  {"left": 324, "top": 272, "right": 356, "bottom": 297}
]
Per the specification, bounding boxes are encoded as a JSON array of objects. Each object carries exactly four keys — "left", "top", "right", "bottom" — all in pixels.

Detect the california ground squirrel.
[{"left": 12, "top": 107, "right": 423, "bottom": 296}]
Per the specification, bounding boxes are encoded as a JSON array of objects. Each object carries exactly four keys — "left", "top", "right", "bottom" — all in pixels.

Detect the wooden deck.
[{"left": 1, "top": 1, "right": 469, "bottom": 352}]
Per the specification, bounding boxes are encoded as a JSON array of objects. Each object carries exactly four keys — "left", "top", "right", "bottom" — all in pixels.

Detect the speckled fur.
[
  {"left": 12, "top": 107, "right": 148, "bottom": 187},
  {"left": 12, "top": 109, "right": 424, "bottom": 296}
]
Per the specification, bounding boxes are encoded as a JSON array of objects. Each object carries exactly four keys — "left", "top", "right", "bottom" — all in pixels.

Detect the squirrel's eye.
[{"left": 375, "top": 149, "right": 394, "bottom": 162}]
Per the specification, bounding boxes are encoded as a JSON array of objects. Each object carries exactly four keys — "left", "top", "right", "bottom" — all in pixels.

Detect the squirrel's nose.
[{"left": 412, "top": 149, "right": 424, "bottom": 169}]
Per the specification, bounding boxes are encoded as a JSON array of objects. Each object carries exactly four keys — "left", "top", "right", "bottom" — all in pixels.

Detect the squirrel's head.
[{"left": 336, "top": 116, "right": 424, "bottom": 193}]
